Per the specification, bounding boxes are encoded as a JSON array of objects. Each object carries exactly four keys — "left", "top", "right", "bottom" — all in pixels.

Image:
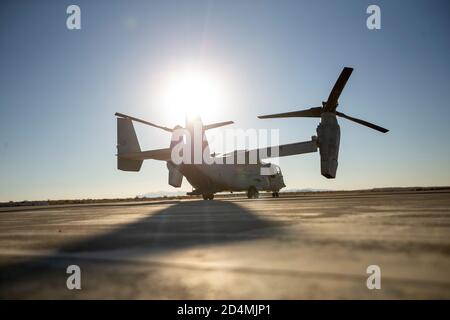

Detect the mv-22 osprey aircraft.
[{"left": 115, "top": 67, "right": 388, "bottom": 200}]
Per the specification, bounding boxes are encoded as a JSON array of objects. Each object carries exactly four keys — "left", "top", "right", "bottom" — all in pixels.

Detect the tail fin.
[{"left": 117, "top": 118, "right": 143, "bottom": 171}]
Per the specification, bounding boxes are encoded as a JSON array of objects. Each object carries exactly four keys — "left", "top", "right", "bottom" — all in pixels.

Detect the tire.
[
  {"left": 247, "top": 187, "right": 258, "bottom": 199},
  {"left": 203, "top": 194, "right": 214, "bottom": 200}
]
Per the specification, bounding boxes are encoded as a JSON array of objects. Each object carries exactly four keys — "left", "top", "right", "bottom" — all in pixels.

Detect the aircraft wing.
[
  {"left": 118, "top": 148, "right": 172, "bottom": 161},
  {"left": 225, "top": 138, "right": 318, "bottom": 160},
  {"left": 250, "top": 139, "right": 318, "bottom": 159},
  {"left": 119, "top": 139, "right": 318, "bottom": 162}
]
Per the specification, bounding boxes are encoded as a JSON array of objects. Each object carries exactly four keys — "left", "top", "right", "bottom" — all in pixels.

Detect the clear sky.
[{"left": 1, "top": 0, "right": 449, "bottom": 201}]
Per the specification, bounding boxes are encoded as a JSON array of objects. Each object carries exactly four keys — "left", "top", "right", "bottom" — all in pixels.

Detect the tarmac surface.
[{"left": 0, "top": 190, "right": 449, "bottom": 299}]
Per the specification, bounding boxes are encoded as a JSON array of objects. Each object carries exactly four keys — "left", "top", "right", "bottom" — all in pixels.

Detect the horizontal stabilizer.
[{"left": 119, "top": 148, "right": 172, "bottom": 161}]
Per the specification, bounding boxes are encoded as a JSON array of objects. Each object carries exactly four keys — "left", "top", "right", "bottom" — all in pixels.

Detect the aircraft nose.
[{"left": 280, "top": 175, "right": 286, "bottom": 188}]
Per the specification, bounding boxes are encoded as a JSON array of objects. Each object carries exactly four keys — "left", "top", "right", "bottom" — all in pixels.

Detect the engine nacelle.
[
  {"left": 167, "top": 161, "right": 183, "bottom": 187},
  {"left": 317, "top": 112, "right": 340, "bottom": 179}
]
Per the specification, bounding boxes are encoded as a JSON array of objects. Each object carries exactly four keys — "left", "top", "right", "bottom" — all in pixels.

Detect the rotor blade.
[
  {"left": 115, "top": 112, "right": 173, "bottom": 133},
  {"left": 324, "top": 67, "right": 354, "bottom": 112},
  {"left": 203, "top": 121, "right": 234, "bottom": 130},
  {"left": 336, "top": 111, "right": 389, "bottom": 133},
  {"left": 258, "top": 107, "right": 322, "bottom": 119}
]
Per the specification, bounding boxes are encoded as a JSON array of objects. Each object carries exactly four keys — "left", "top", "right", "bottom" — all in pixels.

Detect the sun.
[{"left": 160, "top": 67, "right": 226, "bottom": 123}]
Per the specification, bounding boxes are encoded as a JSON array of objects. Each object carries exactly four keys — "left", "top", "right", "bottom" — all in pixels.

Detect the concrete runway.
[{"left": 0, "top": 190, "right": 449, "bottom": 299}]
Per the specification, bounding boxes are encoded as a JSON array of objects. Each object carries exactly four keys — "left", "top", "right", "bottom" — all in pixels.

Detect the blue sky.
[{"left": 0, "top": 0, "right": 449, "bottom": 201}]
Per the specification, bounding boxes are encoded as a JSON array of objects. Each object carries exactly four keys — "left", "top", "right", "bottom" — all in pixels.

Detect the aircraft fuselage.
[{"left": 177, "top": 162, "right": 285, "bottom": 195}]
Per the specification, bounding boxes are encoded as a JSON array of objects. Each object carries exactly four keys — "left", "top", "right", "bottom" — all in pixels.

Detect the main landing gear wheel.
[
  {"left": 272, "top": 192, "right": 280, "bottom": 198},
  {"left": 202, "top": 194, "right": 214, "bottom": 200},
  {"left": 247, "top": 186, "right": 259, "bottom": 199}
]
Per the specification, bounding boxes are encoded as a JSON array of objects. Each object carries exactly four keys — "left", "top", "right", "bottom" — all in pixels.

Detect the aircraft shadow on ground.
[{"left": 0, "top": 200, "right": 283, "bottom": 295}]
